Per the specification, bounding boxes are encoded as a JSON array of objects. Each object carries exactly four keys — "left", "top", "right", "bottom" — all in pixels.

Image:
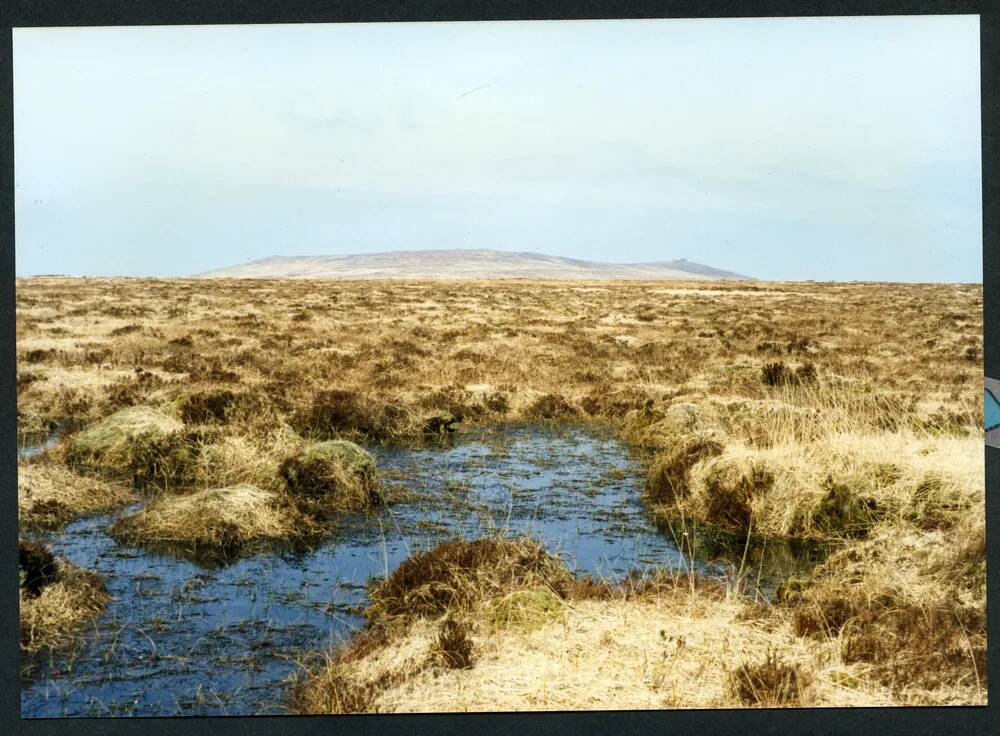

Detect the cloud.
[{"left": 13, "top": 17, "right": 981, "bottom": 280}]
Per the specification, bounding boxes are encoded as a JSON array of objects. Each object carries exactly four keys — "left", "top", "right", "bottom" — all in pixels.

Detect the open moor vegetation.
[{"left": 16, "top": 276, "right": 985, "bottom": 709}]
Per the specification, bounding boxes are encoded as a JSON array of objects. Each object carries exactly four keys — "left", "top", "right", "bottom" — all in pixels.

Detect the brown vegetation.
[
  {"left": 728, "top": 649, "right": 811, "bottom": 706},
  {"left": 291, "top": 536, "right": 903, "bottom": 712},
  {"left": 279, "top": 440, "right": 382, "bottom": 511},
  {"left": 19, "top": 541, "right": 109, "bottom": 654},
  {"left": 109, "top": 483, "right": 321, "bottom": 560},
  {"left": 786, "top": 515, "right": 986, "bottom": 700},
  {"left": 18, "top": 462, "right": 134, "bottom": 527},
  {"left": 365, "top": 538, "right": 572, "bottom": 624},
  {"left": 15, "top": 276, "right": 985, "bottom": 709}
]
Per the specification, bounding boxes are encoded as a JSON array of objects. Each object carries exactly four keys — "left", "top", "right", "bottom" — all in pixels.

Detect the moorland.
[{"left": 16, "top": 276, "right": 985, "bottom": 711}]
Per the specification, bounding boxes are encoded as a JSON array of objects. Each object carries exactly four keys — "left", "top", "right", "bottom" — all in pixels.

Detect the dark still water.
[{"left": 21, "top": 423, "right": 817, "bottom": 717}]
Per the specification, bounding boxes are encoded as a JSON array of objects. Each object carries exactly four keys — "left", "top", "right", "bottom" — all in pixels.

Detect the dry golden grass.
[
  {"left": 15, "top": 276, "right": 985, "bottom": 709},
  {"left": 364, "top": 597, "right": 894, "bottom": 712},
  {"left": 784, "top": 513, "right": 986, "bottom": 703},
  {"left": 16, "top": 278, "right": 981, "bottom": 440},
  {"left": 680, "top": 429, "right": 983, "bottom": 539},
  {"left": 19, "top": 553, "right": 109, "bottom": 654},
  {"left": 61, "top": 405, "right": 196, "bottom": 488},
  {"left": 109, "top": 483, "right": 320, "bottom": 559},
  {"left": 18, "top": 461, "right": 135, "bottom": 527},
  {"left": 289, "top": 538, "right": 903, "bottom": 713}
]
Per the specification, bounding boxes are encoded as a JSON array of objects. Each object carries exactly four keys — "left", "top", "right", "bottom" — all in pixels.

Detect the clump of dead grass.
[
  {"left": 109, "top": 483, "right": 318, "bottom": 559},
  {"left": 292, "top": 389, "right": 414, "bottom": 441},
  {"left": 279, "top": 440, "right": 382, "bottom": 511},
  {"left": 19, "top": 541, "right": 59, "bottom": 596},
  {"left": 761, "top": 361, "right": 818, "bottom": 388},
  {"left": 62, "top": 405, "right": 199, "bottom": 487},
  {"left": 18, "top": 462, "right": 135, "bottom": 527},
  {"left": 644, "top": 431, "right": 725, "bottom": 504},
  {"left": 524, "top": 393, "right": 579, "bottom": 420},
  {"left": 421, "top": 410, "right": 460, "bottom": 435},
  {"left": 177, "top": 387, "right": 240, "bottom": 424},
  {"left": 366, "top": 537, "right": 572, "bottom": 624},
  {"left": 691, "top": 455, "right": 776, "bottom": 531},
  {"left": 193, "top": 435, "right": 282, "bottom": 490},
  {"left": 19, "top": 543, "right": 109, "bottom": 654},
  {"left": 190, "top": 425, "right": 303, "bottom": 491}
]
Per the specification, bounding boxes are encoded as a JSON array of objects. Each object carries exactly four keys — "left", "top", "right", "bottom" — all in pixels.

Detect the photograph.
[{"left": 13, "top": 15, "right": 986, "bottom": 717}]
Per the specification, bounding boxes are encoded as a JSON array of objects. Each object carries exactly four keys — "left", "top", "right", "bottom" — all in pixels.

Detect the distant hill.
[{"left": 196, "top": 249, "right": 751, "bottom": 281}]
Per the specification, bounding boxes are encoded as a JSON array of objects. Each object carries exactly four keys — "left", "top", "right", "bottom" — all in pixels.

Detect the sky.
[{"left": 13, "top": 16, "right": 982, "bottom": 281}]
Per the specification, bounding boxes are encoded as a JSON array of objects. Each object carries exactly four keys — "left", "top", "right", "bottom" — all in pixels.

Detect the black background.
[{"left": 1, "top": 2, "right": 995, "bottom": 734}]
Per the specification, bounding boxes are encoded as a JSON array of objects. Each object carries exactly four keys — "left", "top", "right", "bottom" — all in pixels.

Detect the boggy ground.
[{"left": 16, "top": 276, "right": 985, "bottom": 707}]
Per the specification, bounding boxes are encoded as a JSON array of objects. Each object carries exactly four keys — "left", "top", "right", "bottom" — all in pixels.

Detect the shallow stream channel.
[{"left": 21, "top": 423, "right": 824, "bottom": 717}]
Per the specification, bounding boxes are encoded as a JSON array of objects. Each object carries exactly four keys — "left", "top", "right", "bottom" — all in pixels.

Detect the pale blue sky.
[{"left": 13, "top": 16, "right": 982, "bottom": 281}]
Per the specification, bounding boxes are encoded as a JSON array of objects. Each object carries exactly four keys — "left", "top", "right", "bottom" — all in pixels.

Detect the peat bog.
[
  {"left": 16, "top": 278, "right": 985, "bottom": 711},
  {"left": 21, "top": 423, "right": 794, "bottom": 717}
]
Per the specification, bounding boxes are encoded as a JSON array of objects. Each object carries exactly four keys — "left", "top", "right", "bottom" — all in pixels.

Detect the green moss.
[{"left": 491, "top": 587, "right": 566, "bottom": 632}]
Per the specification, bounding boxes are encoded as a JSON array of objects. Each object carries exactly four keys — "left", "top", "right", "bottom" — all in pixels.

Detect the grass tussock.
[
  {"left": 524, "top": 393, "right": 579, "bottom": 420},
  {"left": 667, "top": 431, "right": 982, "bottom": 539},
  {"left": 191, "top": 433, "right": 287, "bottom": 491},
  {"left": 62, "top": 405, "right": 198, "bottom": 487},
  {"left": 761, "top": 361, "right": 818, "bottom": 388},
  {"left": 279, "top": 440, "right": 382, "bottom": 511},
  {"left": 366, "top": 538, "right": 571, "bottom": 624},
  {"left": 644, "top": 431, "right": 725, "bottom": 504},
  {"left": 422, "top": 410, "right": 460, "bottom": 435},
  {"left": 19, "top": 542, "right": 109, "bottom": 654},
  {"left": 177, "top": 387, "right": 240, "bottom": 424},
  {"left": 20, "top": 541, "right": 59, "bottom": 596},
  {"left": 109, "top": 484, "right": 319, "bottom": 558},
  {"left": 18, "top": 462, "right": 134, "bottom": 527}
]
